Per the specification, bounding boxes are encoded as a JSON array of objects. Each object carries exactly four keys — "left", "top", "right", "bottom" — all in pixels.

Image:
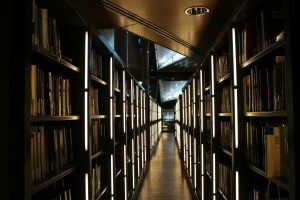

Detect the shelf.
[
  {"left": 91, "top": 150, "right": 105, "bottom": 160},
  {"left": 91, "top": 75, "right": 107, "bottom": 86},
  {"left": 32, "top": 46, "right": 80, "bottom": 73},
  {"left": 32, "top": 166, "right": 75, "bottom": 194},
  {"left": 243, "top": 111, "right": 287, "bottom": 117},
  {"left": 221, "top": 148, "right": 232, "bottom": 157},
  {"left": 206, "top": 170, "right": 212, "bottom": 179},
  {"left": 218, "top": 188, "right": 229, "bottom": 200},
  {"left": 31, "top": 115, "right": 80, "bottom": 122},
  {"left": 269, "top": 176, "right": 289, "bottom": 191},
  {"left": 91, "top": 115, "right": 106, "bottom": 120},
  {"left": 96, "top": 185, "right": 108, "bottom": 200},
  {"left": 114, "top": 88, "right": 121, "bottom": 93},
  {"left": 242, "top": 39, "right": 285, "bottom": 69},
  {"left": 205, "top": 86, "right": 211, "bottom": 91},
  {"left": 206, "top": 113, "right": 211, "bottom": 117},
  {"left": 115, "top": 169, "right": 122, "bottom": 178},
  {"left": 217, "top": 113, "right": 232, "bottom": 117},
  {"left": 249, "top": 164, "right": 266, "bottom": 177},
  {"left": 249, "top": 164, "right": 289, "bottom": 191},
  {"left": 217, "top": 73, "right": 231, "bottom": 84},
  {"left": 115, "top": 114, "right": 121, "bottom": 118}
]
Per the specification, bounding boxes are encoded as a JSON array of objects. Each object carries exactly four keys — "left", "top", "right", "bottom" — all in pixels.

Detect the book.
[{"left": 265, "top": 126, "right": 281, "bottom": 177}]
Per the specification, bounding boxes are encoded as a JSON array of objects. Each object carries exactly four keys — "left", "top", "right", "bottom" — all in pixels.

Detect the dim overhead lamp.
[{"left": 185, "top": 6, "right": 209, "bottom": 16}]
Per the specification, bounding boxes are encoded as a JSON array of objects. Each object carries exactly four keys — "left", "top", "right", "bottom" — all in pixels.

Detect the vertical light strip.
[
  {"left": 232, "top": 28, "right": 238, "bottom": 86},
  {"left": 124, "top": 145, "right": 128, "bottom": 200},
  {"left": 141, "top": 132, "right": 144, "bottom": 169},
  {"left": 136, "top": 86, "right": 139, "bottom": 128},
  {"left": 193, "top": 78, "right": 196, "bottom": 130},
  {"left": 193, "top": 103, "right": 196, "bottom": 129},
  {"left": 111, "top": 154, "right": 114, "bottom": 197},
  {"left": 200, "top": 70, "right": 203, "bottom": 100},
  {"left": 201, "top": 144, "right": 204, "bottom": 175},
  {"left": 188, "top": 85, "right": 191, "bottom": 127},
  {"left": 84, "top": 92, "right": 88, "bottom": 150},
  {"left": 85, "top": 173, "right": 89, "bottom": 200},
  {"left": 193, "top": 78, "right": 196, "bottom": 103},
  {"left": 194, "top": 138, "right": 197, "bottom": 188},
  {"left": 234, "top": 89, "right": 239, "bottom": 148},
  {"left": 201, "top": 176, "right": 204, "bottom": 200},
  {"left": 212, "top": 96, "right": 215, "bottom": 138},
  {"left": 189, "top": 134, "right": 192, "bottom": 176},
  {"left": 184, "top": 90, "right": 187, "bottom": 125},
  {"left": 211, "top": 55, "right": 215, "bottom": 95},
  {"left": 236, "top": 171, "right": 239, "bottom": 200},
  {"left": 143, "top": 93, "right": 146, "bottom": 123},
  {"left": 124, "top": 145, "right": 127, "bottom": 175},
  {"left": 144, "top": 130, "right": 147, "bottom": 162},
  {"left": 183, "top": 130, "right": 186, "bottom": 162},
  {"left": 200, "top": 69, "right": 204, "bottom": 132},
  {"left": 110, "top": 57, "right": 113, "bottom": 97},
  {"left": 123, "top": 102, "right": 126, "bottom": 133},
  {"left": 123, "top": 71, "right": 126, "bottom": 133},
  {"left": 123, "top": 71, "right": 126, "bottom": 101},
  {"left": 84, "top": 31, "right": 89, "bottom": 151},
  {"left": 213, "top": 153, "right": 216, "bottom": 194},
  {"left": 84, "top": 31, "right": 88, "bottom": 89},
  {"left": 132, "top": 139, "right": 135, "bottom": 189},
  {"left": 137, "top": 135, "right": 140, "bottom": 176},
  {"left": 131, "top": 79, "right": 134, "bottom": 129},
  {"left": 200, "top": 102, "right": 204, "bottom": 132},
  {"left": 110, "top": 98, "right": 113, "bottom": 139},
  {"left": 140, "top": 91, "right": 143, "bottom": 126}
]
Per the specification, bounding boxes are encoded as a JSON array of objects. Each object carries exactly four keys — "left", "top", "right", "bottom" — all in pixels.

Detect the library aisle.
[{"left": 137, "top": 132, "right": 193, "bottom": 200}]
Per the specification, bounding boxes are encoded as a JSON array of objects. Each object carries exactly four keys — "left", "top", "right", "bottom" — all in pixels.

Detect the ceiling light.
[{"left": 185, "top": 6, "right": 209, "bottom": 16}]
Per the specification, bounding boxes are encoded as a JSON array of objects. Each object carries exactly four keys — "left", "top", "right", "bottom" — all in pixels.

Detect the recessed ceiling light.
[{"left": 185, "top": 6, "right": 209, "bottom": 16}]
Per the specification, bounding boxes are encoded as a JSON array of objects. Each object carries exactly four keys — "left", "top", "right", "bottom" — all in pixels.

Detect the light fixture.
[{"left": 185, "top": 6, "right": 209, "bottom": 16}]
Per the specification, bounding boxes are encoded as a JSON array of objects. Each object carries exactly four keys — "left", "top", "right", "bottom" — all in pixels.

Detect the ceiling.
[
  {"left": 69, "top": 0, "right": 244, "bottom": 103},
  {"left": 69, "top": 0, "right": 244, "bottom": 60}
]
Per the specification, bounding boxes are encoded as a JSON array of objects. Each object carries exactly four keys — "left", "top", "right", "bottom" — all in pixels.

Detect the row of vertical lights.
[
  {"left": 181, "top": 27, "right": 239, "bottom": 200},
  {"left": 83, "top": 31, "right": 148, "bottom": 200},
  {"left": 83, "top": 27, "right": 239, "bottom": 200}
]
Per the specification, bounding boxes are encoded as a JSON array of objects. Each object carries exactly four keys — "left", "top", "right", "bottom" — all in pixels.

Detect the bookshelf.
[
  {"left": 176, "top": 0, "right": 295, "bottom": 199},
  {"left": 25, "top": 0, "right": 88, "bottom": 199}
]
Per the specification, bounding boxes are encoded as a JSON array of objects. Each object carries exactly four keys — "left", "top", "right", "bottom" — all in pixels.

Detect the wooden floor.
[{"left": 137, "top": 132, "right": 193, "bottom": 200}]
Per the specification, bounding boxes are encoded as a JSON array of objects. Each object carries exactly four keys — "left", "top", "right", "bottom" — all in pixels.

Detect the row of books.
[
  {"left": 91, "top": 49, "right": 103, "bottom": 79},
  {"left": 91, "top": 163, "right": 102, "bottom": 200},
  {"left": 205, "top": 93, "right": 211, "bottom": 114},
  {"left": 91, "top": 120, "right": 106, "bottom": 155},
  {"left": 243, "top": 56, "right": 286, "bottom": 112},
  {"left": 245, "top": 122, "right": 288, "bottom": 178},
  {"left": 31, "top": 126, "right": 73, "bottom": 183},
  {"left": 215, "top": 51, "right": 230, "bottom": 81},
  {"left": 32, "top": 4, "right": 61, "bottom": 58},
  {"left": 220, "top": 121, "right": 232, "bottom": 152},
  {"left": 220, "top": 86, "right": 231, "bottom": 113},
  {"left": 236, "top": 8, "right": 283, "bottom": 64},
  {"left": 91, "top": 87, "right": 100, "bottom": 116},
  {"left": 218, "top": 163, "right": 232, "bottom": 198},
  {"left": 31, "top": 65, "right": 72, "bottom": 116}
]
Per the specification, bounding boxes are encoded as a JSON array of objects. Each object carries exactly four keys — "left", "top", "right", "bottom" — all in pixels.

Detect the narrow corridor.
[{"left": 137, "top": 132, "right": 193, "bottom": 200}]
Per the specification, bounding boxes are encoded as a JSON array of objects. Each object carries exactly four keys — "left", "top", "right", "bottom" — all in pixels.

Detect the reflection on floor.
[{"left": 137, "top": 132, "right": 193, "bottom": 200}]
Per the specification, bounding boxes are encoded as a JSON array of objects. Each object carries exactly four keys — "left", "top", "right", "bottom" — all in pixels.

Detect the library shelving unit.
[
  {"left": 16, "top": 0, "right": 162, "bottom": 198},
  {"left": 25, "top": 0, "right": 88, "bottom": 199},
  {"left": 233, "top": 0, "right": 289, "bottom": 199},
  {"left": 87, "top": 30, "right": 157, "bottom": 200},
  {"left": 176, "top": 0, "right": 296, "bottom": 199},
  {"left": 175, "top": 97, "right": 182, "bottom": 151},
  {"left": 149, "top": 98, "right": 162, "bottom": 154}
]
